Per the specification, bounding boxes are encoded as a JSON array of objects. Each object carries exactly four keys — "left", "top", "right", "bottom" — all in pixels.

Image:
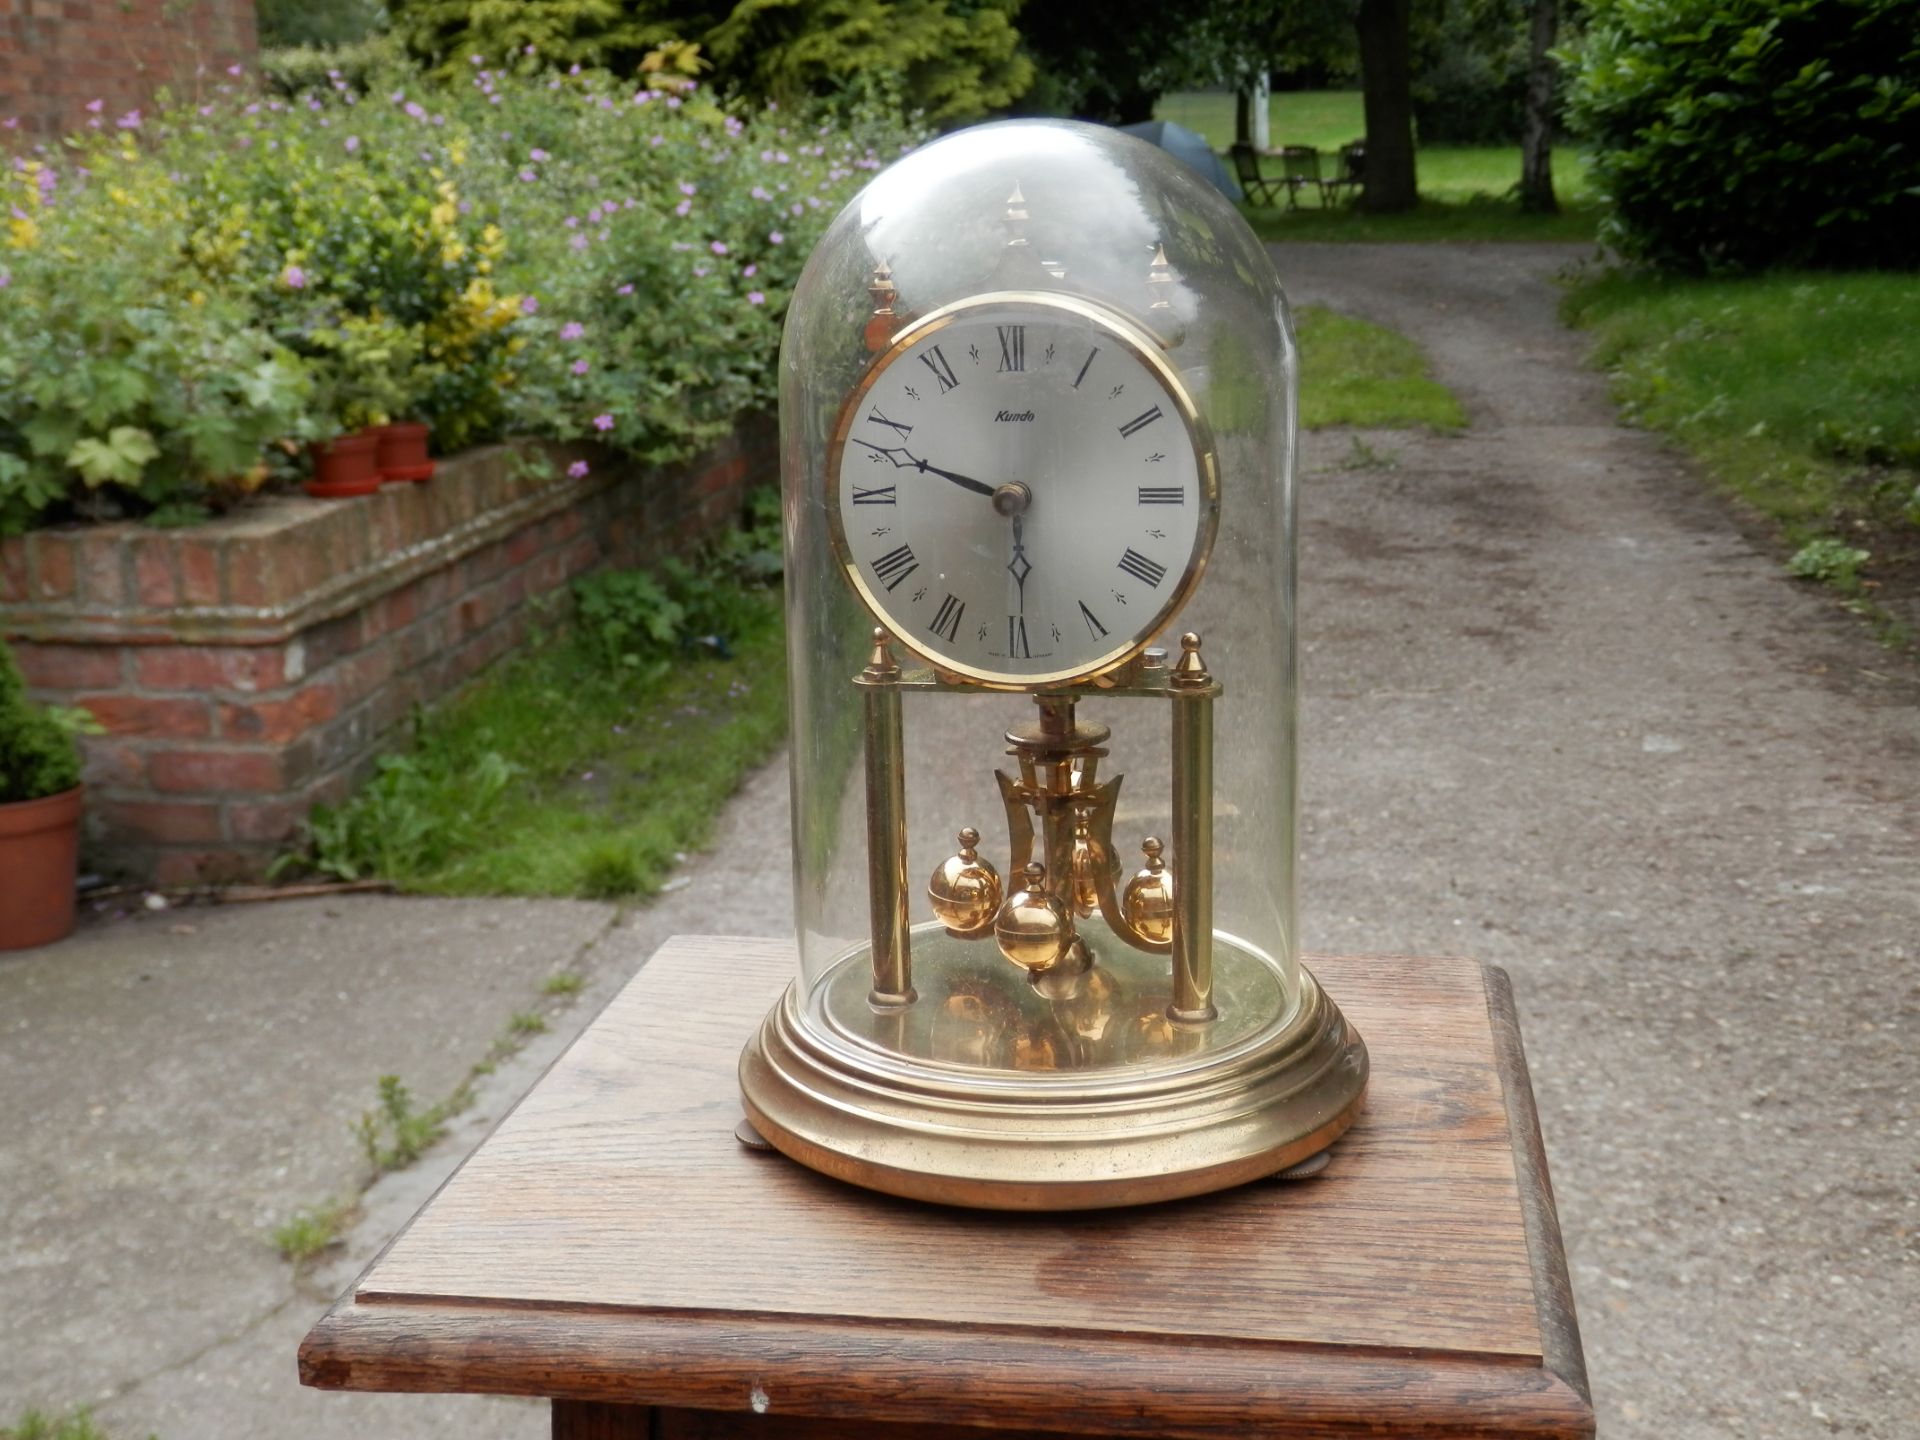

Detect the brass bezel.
[{"left": 825, "top": 290, "right": 1221, "bottom": 692}]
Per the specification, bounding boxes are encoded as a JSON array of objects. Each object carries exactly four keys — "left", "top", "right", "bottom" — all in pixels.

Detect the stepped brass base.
[{"left": 739, "top": 933, "right": 1368, "bottom": 1211}]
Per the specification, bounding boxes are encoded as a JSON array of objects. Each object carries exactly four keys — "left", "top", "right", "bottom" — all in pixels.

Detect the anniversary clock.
[{"left": 738, "top": 120, "right": 1369, "bottom": 1209}]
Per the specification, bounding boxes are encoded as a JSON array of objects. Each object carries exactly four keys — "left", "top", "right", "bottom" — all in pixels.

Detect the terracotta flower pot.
[
  {"left": 0, "top": 785, "right": 82, "bottom": 951},
  {"left": 305, "top": 431, "right": 383, "bottom": 498},
  {"left": 376, "top": 421, "right": 436, "bottom": 484}
]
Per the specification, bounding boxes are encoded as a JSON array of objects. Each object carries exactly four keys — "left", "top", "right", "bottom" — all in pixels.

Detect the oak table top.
[{"left": 300, "top": 937, "right": 1593, "bottom": 1440}]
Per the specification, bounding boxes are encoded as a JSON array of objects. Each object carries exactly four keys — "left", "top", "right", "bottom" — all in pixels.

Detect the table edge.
[
  {"left": 1483, "top": 963, "right": 1594, "bottom": 1413},
  {"left": 299, "top": 1299, "right": 1595, "bottom": 1440}
]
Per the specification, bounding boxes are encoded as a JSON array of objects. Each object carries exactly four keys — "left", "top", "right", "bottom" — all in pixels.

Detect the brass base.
[{"left": 739, "top": 935, "right": 1368, "bottom": 1211}]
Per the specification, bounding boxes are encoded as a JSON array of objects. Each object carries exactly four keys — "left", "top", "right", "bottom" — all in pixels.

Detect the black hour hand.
[{"left": 852, "top": 440, "right": 994, "bottom": 497}]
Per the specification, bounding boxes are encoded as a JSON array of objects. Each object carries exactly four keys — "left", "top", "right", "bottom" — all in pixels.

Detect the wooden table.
[{"left": 300, "top": 938, "right": 1594, "bottom": 1439}]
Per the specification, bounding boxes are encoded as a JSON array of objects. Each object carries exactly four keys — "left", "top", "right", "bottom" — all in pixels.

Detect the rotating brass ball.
[
  {"left": 928, "top": 827, "right": 1002, "bottom": 938},
  {"left": 995, "top": 860, "right": 1074, "bottom": 976},
  {"left": 1123, "top": 836, "right": 1175, "bottom": 945}
]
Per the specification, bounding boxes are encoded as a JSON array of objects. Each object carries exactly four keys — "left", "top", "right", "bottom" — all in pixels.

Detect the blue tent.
[{"left": 1118, "top": 120, "right": 1243, "bottom": 202}]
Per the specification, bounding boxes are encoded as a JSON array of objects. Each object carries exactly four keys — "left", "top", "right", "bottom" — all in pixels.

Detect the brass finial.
[
  {"left": 1169, "top": 631, "right": 1211, "bottom": 688},
  {"left": 1004, "top": 182, "right": 1029, "bottom": 249},
  {"left": 1141, "top": 836, "right": 1165, "bottom": 870},
  {"left": 1148, "top": 242, "right": 1174, "bottom": 309},
  {"left": 864, "top": 625, "right": 901, "bottom": 680},
  {"left": 868, "top": 260, "right": 897, "bottom": 314},
  {"left": 864, "top": 261, "right": 900, "bottom": 352}
]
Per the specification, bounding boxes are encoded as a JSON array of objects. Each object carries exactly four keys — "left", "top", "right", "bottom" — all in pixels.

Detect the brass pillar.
[
  {"left": 857, "top": 630, "right": 912, "bottom": 1006},
  {"left": 1168, "top": 633, "right": 1219, "bottom": 1023}
]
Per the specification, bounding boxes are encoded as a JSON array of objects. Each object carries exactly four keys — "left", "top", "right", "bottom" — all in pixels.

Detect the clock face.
[{"left": 829, "top": 293, "right": 1216, "bottom": 687}]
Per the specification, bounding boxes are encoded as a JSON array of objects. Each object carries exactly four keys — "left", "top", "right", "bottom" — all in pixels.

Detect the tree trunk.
[
  {"left": 1236, "top": 87, "right": 1255, "bottom": 148},
  {"left": 1355, "top": 0, "right": 1418, "bottom": 212},
  {"left": 1519, "top": 0, "right": 1560, "bottom": 214},
  {"left": 1251, "top": 69, "right": 1270, "bottom": 150}
]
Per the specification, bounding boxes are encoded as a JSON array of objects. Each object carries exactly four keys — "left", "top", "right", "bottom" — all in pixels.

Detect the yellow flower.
[{"left": 6, "top": 215, "right": 38, "bottom": 249}]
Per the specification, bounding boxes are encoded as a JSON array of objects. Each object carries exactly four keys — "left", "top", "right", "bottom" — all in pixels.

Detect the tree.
[
  {"left": 1517, "top": 0, "right": 1560, "bottom": 212},
  {"left": 1356, "top": 0, "right": 1419, "bottom": 210}
]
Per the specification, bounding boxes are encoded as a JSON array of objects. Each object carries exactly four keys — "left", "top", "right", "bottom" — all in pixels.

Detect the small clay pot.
[
  {"left": 305, "top": 431, "right": 383, "bottom": 498},
  {"left": 0, "top": 785, "right": 83, "bottom": 951},
  {"left": 376, "top": 421, "right": 435, "bottom": 484}
]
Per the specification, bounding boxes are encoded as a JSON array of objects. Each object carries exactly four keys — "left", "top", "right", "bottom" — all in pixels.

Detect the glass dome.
[{"left": 740, "top": 120, "right": 1365, "bottom": 1210}]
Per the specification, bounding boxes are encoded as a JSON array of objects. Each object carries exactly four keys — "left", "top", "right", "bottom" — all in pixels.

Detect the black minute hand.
[{"left": 851, "top": 440, "right": 995, "bottom": 497}]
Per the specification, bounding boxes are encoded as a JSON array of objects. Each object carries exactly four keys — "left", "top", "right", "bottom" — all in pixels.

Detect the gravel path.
[{"left": 1271, "top": 242, "right": 1919, "bottom": 1440}]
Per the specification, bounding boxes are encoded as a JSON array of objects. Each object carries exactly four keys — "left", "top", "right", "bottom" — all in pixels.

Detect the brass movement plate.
[{"left": 740, "top": 929, "right": 1368, "bottom": 1211}]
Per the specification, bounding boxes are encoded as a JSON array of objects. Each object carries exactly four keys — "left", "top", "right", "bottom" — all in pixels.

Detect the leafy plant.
[
  {"left": 354, "top": 1074, "right": 447, "bottom": 1172},
  {"left": 270, "top": 1197, "right": 357, "bottom": 1265},
  {"left": 297, "top": 742, "right": 517, "bottom": 881},
  {"left": 0, "top": 640, "right": 86, "bottom": 804},
  {"left": 1562, "top": 0, "right": 1920, "bottom": 271},
  {"left": 1788, "top": 538, "right": 1871, "bottom": 586},
  {"left": 1, "top": 1410, "right": 117, "bottom": 1440}
]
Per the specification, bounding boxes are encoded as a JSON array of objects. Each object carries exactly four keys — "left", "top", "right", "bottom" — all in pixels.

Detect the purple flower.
[
  {"left": 405, "top": 101, "right": 426, "bottom": 120},
  {"left": 564, "top": 215, "right": 580, "bottom": 228},
  {"left": 569, "top": 63, "right": 582, "bottom": 76},
  {"left": 85, "top": 98, "right": 103, "bottom": 113},
  {"left": 674, "top": 199, "right": 691, "bottom": 218},
  {"left": 615, "top": 282, "right": 634, "bottom": 295},
  {"left": 518, "top": 168, "right": 537, "bottom": 183},
  {"left": 679, "top": 181, "right": 697, "bottom": 197},
  {"left": 560, "top": 321, "right": 585, "bottom": 340},
  {"left": 389, "top": 89, "right": 405, "bottom": 103},
  {"left": 470, "top": 53, "right": 484, "bottom": 65},
  {"left": 710, "top": 240, "right": 728, "bottom": 256},
  {"left": 1, "top": 118, "right": 15, "bottom": 130},
  {"left": 666, "top": 96, "right": 682, "bottom": 109},
  {"left": 116, "top": 109, "right": 141, "bottom": 129},
  {"left": 571, "top": 359, "right": 590, "bottom": 375},
  {"left": 568, "top": 460, "right": 590, "bottom": 478},
  {"left": 0, "top": 270, "right": 10, "bottom": 288},
  {"left": 569, "top": 233, "right": 588, "bottom": 252},
  {"left": 227, "top": 63, "right": 244, "bottom": 77},
  {"left": 530, "top": 147, "right": 549, "bottom": 162},
  {"left": 743, "top": 263, "right": 757, "bottom": 277},
  {"left": 593, "top": 413, "right": 614, "bottom": 432},
  {"left": 521, "top": 295, "right": 540, "bottom": 315},
  {"left": 283, "top": 265, "right": 308, "bottom": 290},
  {"left": 750, "top": 185, "right": 771, "bottom": 201},
  {"left": 693, "top": 265, "right": 710, "bottom": 278},
  {"left": 768, "top": 231, "right": 784, "bottom": 244},
  {"left": 345, "top": 135, "right": 361, "bottom": 153},
  {"left": 747, "top": 291, "right": 766, "bottom": 306},
  {"left": 649, "top": 135, "right": 664, "bottom": 148}
]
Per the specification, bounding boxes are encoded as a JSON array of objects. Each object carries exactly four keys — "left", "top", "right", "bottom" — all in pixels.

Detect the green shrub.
[
  {"left": 0, "top": 61, "right": 921, "bottom": 532},
  {"left": 1788, "top": 537, "right": 1870, "bottom": 585},
  {"left": 259, "top": 35, "right": 409, "bottom": 97},
  {"left": 1562, "top": 0, "right": 1920, "bottom": 271},
  {"left": 0, "top": 640, "right": 85, "bottom": 804}
]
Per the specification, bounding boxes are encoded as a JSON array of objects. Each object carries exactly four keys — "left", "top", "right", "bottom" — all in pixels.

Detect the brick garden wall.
[
  {"left": 0, "top": 0, "right": 257, "bottom": 141},
  {"left": 0, "top": 425, "right": 774, "bottom": 884}
]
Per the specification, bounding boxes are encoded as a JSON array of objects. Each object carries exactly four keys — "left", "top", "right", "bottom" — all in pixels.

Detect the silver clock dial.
[{"left": 832, "top": 295, "right": 1212, "bottom": 686}]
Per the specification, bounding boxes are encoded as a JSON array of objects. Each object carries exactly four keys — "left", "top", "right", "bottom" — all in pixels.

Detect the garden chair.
[
  {"left": 1228, "top": 143, "right": 1286, "bottom": 206},
  {"left": 1276, "top": 145, "right": 1323, "bottom": 209},
  {"left": 1320, "top": 141, "right": 1365, "bottom": 205}
]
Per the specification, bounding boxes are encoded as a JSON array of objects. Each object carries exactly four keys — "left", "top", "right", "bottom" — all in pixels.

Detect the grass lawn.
[
  {"left": 1296, "top": 305, "right": 1465, "bottom": 431},
  {"left": 1155, "top": 89, "right": 1599, "bottom": 242},
  {"left": 285, "top": 599, "right": 789, "bottom": 897},
  {"left": 1565, "top": 269, "right": 1920, "bottom": 633}
]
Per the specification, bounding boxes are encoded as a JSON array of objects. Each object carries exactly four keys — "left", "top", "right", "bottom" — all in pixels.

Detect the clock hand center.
[{"left": 990, "top": 482, "right": 1031, "bottom": 518}]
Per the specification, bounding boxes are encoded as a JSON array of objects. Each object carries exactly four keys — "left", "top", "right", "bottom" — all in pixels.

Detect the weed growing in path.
[
  {"left": 270, "top": 1198, "right": 357, "bottom": 1267},
  {"left": 1, "top": 1411, "right": 127, "bottom": 1440},
  {"left": 354, "top": 1075, "right": 447, "bottom": 1174}
]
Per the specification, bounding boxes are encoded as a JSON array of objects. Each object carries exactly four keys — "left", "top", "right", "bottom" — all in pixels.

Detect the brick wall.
[
  {"left": 0, "top": 0, "right": 257, "bottom": 141},
  {"left": 0, "top": 426, "right": 773, "bottom": 884}
]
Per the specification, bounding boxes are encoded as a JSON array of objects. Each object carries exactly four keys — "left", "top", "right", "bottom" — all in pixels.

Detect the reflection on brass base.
[{"left": 739, "top": 936, "right": 1368, "bottom": 1211}]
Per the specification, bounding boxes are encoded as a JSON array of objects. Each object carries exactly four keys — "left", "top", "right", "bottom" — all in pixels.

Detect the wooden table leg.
[{"left": 553, "top": 1399, "right": 652, "bottom": 1439}]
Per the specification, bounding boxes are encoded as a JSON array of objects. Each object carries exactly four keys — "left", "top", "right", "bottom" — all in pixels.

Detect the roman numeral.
[
  {"left": 867, "top": 406, "right": 912, "bottom": 439},
  {"left": 930, "top": 593, "right": 965, "bottom": 642},
  {"left": 1078, "top": 601, "right": 1108, "bottom": 639},
  {"left": 1117, "top": 548, "right": 1167, "bottom": 587},
  {"left": 1138, "top": 486, "right": 1184, "bottom": 505},
  {"left": 852, "top": 485, "right": 896, "bottom": 505},
  {"left": 1072, "top": 348, "right": 1099, "bottom": 389},
  {"left": 1007, "top": 614, "right": 1031, "bottom": 658},
  {"left": 996, "top": 325, "right": 1026, "bottom": 372},
  {"left": 871, "top": 543, "right": 918, "bottom": 591},
  {"left": 919, "top": 344, "right": 960, "bottom": 393},
  {"left": 1118, "top": 405, "right": 1162, "bottom": 438}
]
